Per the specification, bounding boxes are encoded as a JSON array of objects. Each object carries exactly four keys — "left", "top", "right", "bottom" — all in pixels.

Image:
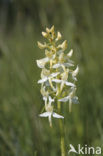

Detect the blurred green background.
[{"left": 0, "top": 0, "right": 103, "bottom": 155}]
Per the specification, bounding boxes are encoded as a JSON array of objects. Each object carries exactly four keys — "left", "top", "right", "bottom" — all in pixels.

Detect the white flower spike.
[{"left": 36, "top": 26, "right": 79, "bottom": 126}]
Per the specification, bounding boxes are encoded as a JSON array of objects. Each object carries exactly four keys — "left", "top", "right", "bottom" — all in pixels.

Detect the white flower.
[
  {"left": 39, "top": 95, "right": 64, "bottom": 126},
  {"left": 38, "top": 72, "right": 60, "bottom": 90},
  {"left": 39, "top": 111, "right": 64, "bottom": 127},
  {"left": 36, "top": 57, "right": 49, "bottom": 68},
  {"left": 38, "top": 72, "right": 59, "bottom": 83},
  {"left": 38, "top": 77, "right": 48, "bottom": 83},
  {"left": 52, "top": 69, "right": 75, "bottom": 91},
  {"left": 58, "top": 87, "right": 79, "bottom": 112},
  {"left": 43, "top": 95, "right": 55, "bottom": 108},
  {"left": 52, "top": 51, "right": 74, "bottom": 70}
]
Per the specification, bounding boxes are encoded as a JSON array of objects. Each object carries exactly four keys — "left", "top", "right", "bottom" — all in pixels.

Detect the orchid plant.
[{"left": 36, "top": 25, "right": 79, "bottom": 156}]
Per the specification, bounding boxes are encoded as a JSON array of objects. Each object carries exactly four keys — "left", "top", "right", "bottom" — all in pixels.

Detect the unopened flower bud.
[
  {"left": 67, "top": 49, "right": 73, "bottom": 58},
  {"left": 72, "top": 66, "right": 79, "bottom": 77},
  {"left": 46, "top": 25, "right": 54, "bottom": 34},
  {"left": 56, "top": 32, "right": 62, "bottom": 41},
  {"left": 42, "top": 32, "right": 48, "bottom": 38},
  {"left": 57, "top": 40, "right": 67, "bottom": 51},
  {"left": 37, "top": 41, "right": 46, "bottom": 49}
]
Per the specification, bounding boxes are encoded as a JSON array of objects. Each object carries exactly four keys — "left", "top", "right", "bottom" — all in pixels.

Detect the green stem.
[{"left": 57, "top": 101, "right": 66, "bottom": 156}]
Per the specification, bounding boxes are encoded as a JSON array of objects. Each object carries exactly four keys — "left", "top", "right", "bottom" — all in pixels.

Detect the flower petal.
[
  {"left": 53, "top": 112, "right": 64, "bottom": 118},
  {"left": 50, "top": 72, "right": 60, "bottom": 78},
  {"left": 52, "top": 79, "right": 62, "bottom": 83},
  {"left": 58, "top": 96, "right": 70, "bottom": 102},
  {"left": 39, "top": 112, "right": 50, "bottom": 117},
  {"left": 38, "top": 77, "right": 48, "bottom": 83},
  {"left": 36, "top": 57, "right": 49, "bottom": 68},
  {"left": 65, "top": 81, "right": 75, "bottom": 87},
  {"left": 63, "top": 63, "right": 74, "bottom": 67},
  {"left": 52, "top": 63, "right": 61, "bottom": 68}
]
